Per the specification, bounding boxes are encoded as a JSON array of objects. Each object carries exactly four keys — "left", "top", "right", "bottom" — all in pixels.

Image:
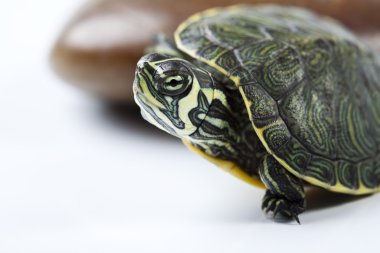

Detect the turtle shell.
[{"left": 175, "top": 5, "right": 380, "bottom": 194}]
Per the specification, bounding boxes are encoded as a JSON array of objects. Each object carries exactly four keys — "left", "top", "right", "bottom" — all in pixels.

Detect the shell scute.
[{"left": 175, "top": 5, "right": 380, "bottom": 193}]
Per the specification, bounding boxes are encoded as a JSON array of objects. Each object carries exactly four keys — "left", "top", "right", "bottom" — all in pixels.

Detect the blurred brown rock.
[{"left": 50, "top": 0, "right": 380, "bottom": 104}]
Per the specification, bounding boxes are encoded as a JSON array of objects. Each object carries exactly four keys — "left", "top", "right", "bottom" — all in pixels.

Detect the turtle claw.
[
  {"left": 292, "top": 213, "right": 301, "bottom": 225},
  {"left": 262, "top": 191, "right": 305, "bottom": 224}
]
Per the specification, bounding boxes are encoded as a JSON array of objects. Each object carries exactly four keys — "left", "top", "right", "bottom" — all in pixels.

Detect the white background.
[{"left": 1, "top": 1, "right": 380, "bottom": 252}]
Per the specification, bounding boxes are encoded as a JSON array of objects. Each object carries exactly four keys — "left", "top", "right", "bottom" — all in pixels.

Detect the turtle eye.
[{"left": 158, "top": 74, "right": 192, "bottom": 96}]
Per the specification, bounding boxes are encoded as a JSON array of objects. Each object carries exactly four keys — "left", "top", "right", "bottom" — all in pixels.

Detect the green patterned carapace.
[{"left": 133, "top": 5, "right": 380, "bottom": 223}]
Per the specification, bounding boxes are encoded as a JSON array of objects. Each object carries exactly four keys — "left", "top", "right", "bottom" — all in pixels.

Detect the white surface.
[{"left": 0, "top": 1, "right": 380, "bottom": 252}]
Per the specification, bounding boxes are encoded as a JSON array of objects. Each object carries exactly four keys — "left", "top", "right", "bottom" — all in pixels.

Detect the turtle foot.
[{"left": 262, "top": 191, "right": 305, "bottom": 224}]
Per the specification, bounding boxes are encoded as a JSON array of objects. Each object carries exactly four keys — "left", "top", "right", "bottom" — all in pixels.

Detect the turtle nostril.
[
  {"left": 136, "top": 59, "right": 146, "bottom": 71},
  {"left": 136, "top": 61, "right": 151, "bottom": 74}
]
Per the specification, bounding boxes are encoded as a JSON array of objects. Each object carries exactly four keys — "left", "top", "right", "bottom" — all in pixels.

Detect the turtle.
[{"left": 133, "top": 4, "right": 380, "bottom": 223}]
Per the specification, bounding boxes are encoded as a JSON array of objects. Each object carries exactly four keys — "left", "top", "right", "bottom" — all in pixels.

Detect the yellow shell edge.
[{"left": 183, "top": 139, "right": 265, "bottom": 189}]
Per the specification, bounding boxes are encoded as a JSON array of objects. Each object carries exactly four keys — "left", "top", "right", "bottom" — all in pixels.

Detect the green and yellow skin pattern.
[{"left": 133, "top": 5, "right": 380, "bottom": 222}]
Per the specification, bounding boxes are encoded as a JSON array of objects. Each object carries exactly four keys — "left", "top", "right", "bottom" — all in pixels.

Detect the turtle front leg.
[{"left": 259, "top": 155, "right": 306, "bottom": 223}]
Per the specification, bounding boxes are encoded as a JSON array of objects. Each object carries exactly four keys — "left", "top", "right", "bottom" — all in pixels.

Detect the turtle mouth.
[
  {"left": 133, "top": 72, "right": 153, "bottom": 117},
  {"left": 134, "top": 87, "right": 180, "bottom": 137},
  {"left": 133, "top": 72, "right": 165, "bottom": 111},
  {"left": 134, "top": 94, "right": 152, "bottom": 123},
  {"left": 133, "top": 82, "right": 155, "bottom": 116},
  {"left": 132, "top": 74, "right": 145, "bottom": 108},
  {"left": 133, "top": 73, "right": 178, "bottom": 135}
]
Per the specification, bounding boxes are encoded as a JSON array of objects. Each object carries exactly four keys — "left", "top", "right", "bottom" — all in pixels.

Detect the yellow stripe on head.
[{"left": 133, "top": 53, "right": 215, "bottom": 138}]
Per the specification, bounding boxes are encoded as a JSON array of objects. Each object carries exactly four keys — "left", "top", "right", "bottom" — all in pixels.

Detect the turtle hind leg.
[{"left": 259, "top": 155, "right": 306, "bottom": 224}]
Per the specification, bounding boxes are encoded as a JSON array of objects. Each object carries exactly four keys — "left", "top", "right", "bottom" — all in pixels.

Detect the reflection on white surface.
[{"left": 0, "top": 1, "right": 379, "bottom": 253}]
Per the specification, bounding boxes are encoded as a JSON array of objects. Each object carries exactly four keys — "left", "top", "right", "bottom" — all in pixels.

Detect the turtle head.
[{"left": 133, "top": 53, "right": 214, "bottom": 138}]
